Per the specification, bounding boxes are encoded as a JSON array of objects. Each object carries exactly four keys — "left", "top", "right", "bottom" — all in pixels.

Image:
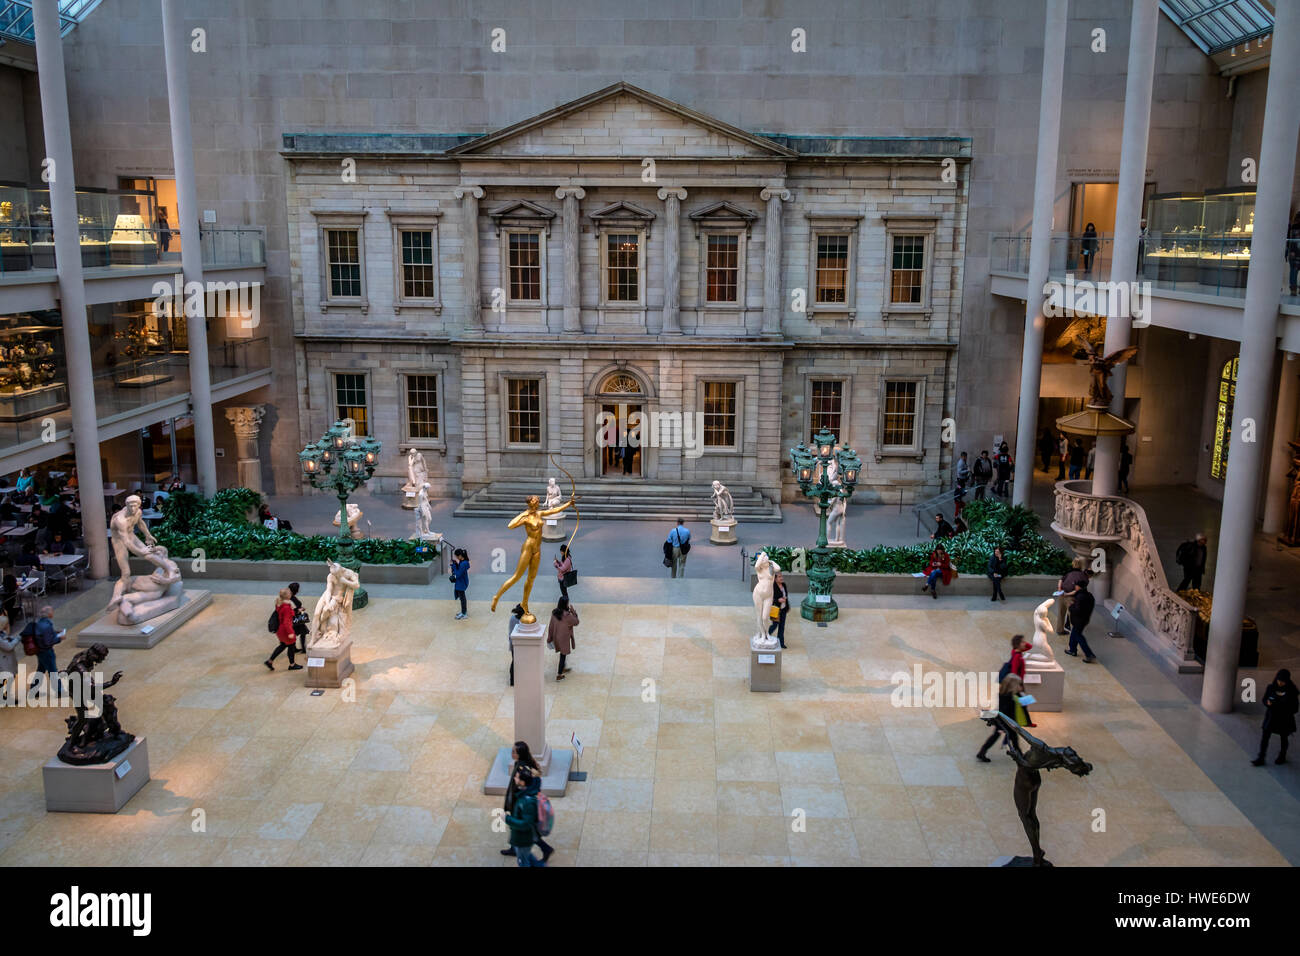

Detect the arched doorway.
[{"left": 597, "top": 371, "right": 645, "bottom": 477}]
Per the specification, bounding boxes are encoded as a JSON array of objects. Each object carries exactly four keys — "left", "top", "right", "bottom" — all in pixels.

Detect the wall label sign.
[
  {"left": 114, "top": 760, "right": 131, "bottom": 779},
  {"left": 1024, "top": 673, "right": 1043, "bottom": 684},
  {"left": 307, "top": 657, "right": 325, "bottom": 668}
]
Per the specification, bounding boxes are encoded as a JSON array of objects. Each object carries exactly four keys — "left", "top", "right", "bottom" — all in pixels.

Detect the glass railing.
[
  {"left": 199, "top": 227, "right": 266, "bottom": 268},
  {"left": 991, "top": 233, "right": 1300, "bottom": 305},
  {"left": 211, "top": 334, "right": 272, "bottom": 385}
]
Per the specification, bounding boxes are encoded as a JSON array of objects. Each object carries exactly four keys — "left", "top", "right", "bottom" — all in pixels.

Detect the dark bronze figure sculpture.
[
  {"left": 1073, "top": 337, "right": 1140, "bottom": 409},
  {"left": 981, "top": 710, "right": 1093, "bottom": 867},
  {"left": 57, "top": 643, "right": 134, "bottom": 766}
]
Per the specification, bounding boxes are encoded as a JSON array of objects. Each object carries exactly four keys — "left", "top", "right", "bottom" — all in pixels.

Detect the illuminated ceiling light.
[{"left": 1230, "top": 45, "right": 1237, "bottom": 56}]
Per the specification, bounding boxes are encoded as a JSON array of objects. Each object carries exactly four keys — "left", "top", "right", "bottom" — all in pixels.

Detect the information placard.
[{"left": 307, "top": 657, "right": 325, "bottom": 668}]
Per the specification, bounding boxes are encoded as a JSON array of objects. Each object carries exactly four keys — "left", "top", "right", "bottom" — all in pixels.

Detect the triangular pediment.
[
  {"left": 449, "top": 83, "right": 795, "bottom": 159},
  {"left": 688, "top": 201, "right": 760, "bottom": 235},
  {"left": 487, "top": 200, "right": 556, "bottom": 234},
  {"left": 588, "top": 201, "right": 656, "bottom": 222}
]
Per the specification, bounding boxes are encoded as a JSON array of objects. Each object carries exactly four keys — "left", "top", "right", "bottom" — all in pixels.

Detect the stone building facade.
[{"left": 285, "top": 84, "right": 969, "bottom": 504}]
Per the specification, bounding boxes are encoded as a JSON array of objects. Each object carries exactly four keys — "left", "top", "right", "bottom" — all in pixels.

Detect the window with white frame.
[
  {"left": 805, "top": 213, "right": 863, "bottom": 316},
  {"left": 334, "top": 372, "right": 370, "bottom": 436},
  {"left": 889, "top": 235, "right": 926, "bottom": 304},
  {"left": 605, "top": 233, "right": 641, "bottom": 303},
  {"left": 809, "top": 379, "right": 845, "bottom": 441},
  {"left": 880, "top": 379, "right": 923, "bottom": 454},
  {"left": 313, "top": 211, "right": 369, "bottom": 310},
  {"left": 702, "top": 380, "right": 738, "bottom": 448},
  {"left": 386, "top": 210, "right": 442, "bottom": 312},
  {"left": 815, "top": 235, "right": 849, "bottom": 304},
  {"left": 506, "top": 378, "right": 542, "bottom": 446},
  {"left": 508, "top": 231, "right": 543, "bottom": 302},
  {"left": 882, "top": 215, "right": 938, "bottom": 315},
  {"left": 405, "top": 373, "right": 440, "bottom": 442},
  {"left": 400, "top": 231, "right": 436, "bottom": 298},
  {"left": 705, "top": 234, "right": 740, "bottom": 303}
]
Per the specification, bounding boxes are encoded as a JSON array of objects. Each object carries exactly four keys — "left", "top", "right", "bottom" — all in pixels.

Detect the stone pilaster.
[
  {"left": 760, "top": 187, "right": 790, "bottom": 337},
  {"left": 657, "top": 187, "right": 687, "bottom": 334},
  {"left": 454, "top": 185, "right": 485, "bottom": 330},
  {"left": 224, "top": 404, "right": 267, "bottom": 493},
  {"left": 555, "top": 187, "right": 586, "bottom": 333}
]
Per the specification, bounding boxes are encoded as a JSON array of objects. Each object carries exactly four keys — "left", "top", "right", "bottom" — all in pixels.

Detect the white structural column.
[
  {"left": 224, "top": 405, "right": 267, "bottom": 494},
  {"left": 161, "top": 0, "right": 217, "bottom": 497},
  {"left": 555, "top": 187, "right": 585, "bottom": 333},
  {"left": 32, "top": 0, "right": 109, "bottom": 579},
  {"left": 1202, "top": 1, "right": 1300, "bottom": 714},
  {"left": 1092, "top": 0, "right": 1160, "bottom": 498},
  {"left": 1012, "top": 0, "right": 1068, "bottom": 506},
  {"left": 760, "top": 187, "right": 790, "bottom": 337},
  {"left": 658, "top": 187, "right": 687, "bottom": 334},
  {"left": 1263, "top": 354, "right": 1300, "bottom": 534},
  {"left": 454, "top": 186, "right": 485, "bottom": 329}
]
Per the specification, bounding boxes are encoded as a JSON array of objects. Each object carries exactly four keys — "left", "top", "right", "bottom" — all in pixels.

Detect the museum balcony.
[{"left": 989, "top": 233, "right": 1300, "bottom": 352}]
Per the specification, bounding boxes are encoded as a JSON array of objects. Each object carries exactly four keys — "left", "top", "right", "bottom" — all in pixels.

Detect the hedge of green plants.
[
  {"left": 754, "top": 498, "right": 1071, "bottom": 576},
  {"left": 154, "top": 488, "right": 435, "bottom": 565}
]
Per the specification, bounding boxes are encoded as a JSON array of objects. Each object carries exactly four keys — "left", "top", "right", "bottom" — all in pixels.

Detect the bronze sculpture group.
[{"left": 56, "top": 643, "right": 135, "bottom": 766}]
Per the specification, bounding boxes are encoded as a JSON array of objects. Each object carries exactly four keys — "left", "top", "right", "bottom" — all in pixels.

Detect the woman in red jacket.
[
  {"left": 921, "top": 543, "right": 955, "bottom": 599},
  {"left": 264, "top": 587, "right": 302, "bottom": 671}
]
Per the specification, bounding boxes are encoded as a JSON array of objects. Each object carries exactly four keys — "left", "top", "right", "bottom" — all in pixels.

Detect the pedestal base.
[
  {"left": 710, "top": 517, "right": 738, "bottom": 545},
  {"left": 43, "top": 737, "right": 150, "bottom": 813},
  {"left": 750, "top": 643, "right": 783, "bottom": 692},
  {"left": 483, "top": 746, "right": 573, "bottom": 797},
  {"left": 1023, "top": 660, "right": 1065, "bottom": 712},
  {"left": 541, "top": 517, "right": 566, "bottom": 542},
  {"left": 400, "top": 485, "right": 417, "bottom": 510},
  {"left": 305, "top": 639, "right": 354, "bottom": 688},
  {"left": 77, "top": 590, "right": 213, "bottom": 649}
]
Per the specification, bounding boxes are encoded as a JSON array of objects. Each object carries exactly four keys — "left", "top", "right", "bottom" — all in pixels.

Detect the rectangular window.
[
  {"left": 815, "top": 234, "right": 849, "bottom": 303},
  {"left": 810, "top": 380, "right": 844, "bottom": 440},
  {"left": 890, "top": 234, "right": 925, "bottom": 304},
  {"left": 508, "top": 232, "right": 542, "bottom": 301},
  {"left": 406, "top": 374, "right": 440, "bottom": 441},
  {"left": 883, "top": 381, "right": 918, "bottom": 448},
  {"left": 606, "top": 233, "right": 640, "bottom": 302},
  {"left": 334, "top": 373, "right": 369, "bottom": 436},
  {"left": 706, "top": 234, "right": 739, "bottom": 303},
  {"left": 702, "top": 381, "right": 737, "bottom": 448},
  {"left": 507, "top": 378, "right": 541, "bottom": 445},
  {"left": 400, "top": 230, "right": 436, "bottom": 299},
  {"left": 326, "top": 229, "right": 362, "bottom": 298}
]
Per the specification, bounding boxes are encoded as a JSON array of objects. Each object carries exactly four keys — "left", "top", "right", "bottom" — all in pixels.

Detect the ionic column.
[
  {"left": 454, "top": 186, "right": 484, "bottom": 329},
  {"left": 555, "top": 187, "right": 586, "bottom": 333},
  {"left": 1092, "top": 0, "right": 1159, "bottom": 498},
  {"left": 224, "top": 404, "right": 267, "bottom": 494},
  {"left": 1202, "top": 0, "right": 1300, "bottom": 714},
  {"left": 1263, "top": 354, "right": 1300, "bottom": 534},
  {"left": 658, "top": 187, "right": 687, "bottom": 335},
  {"left": 162, "top": 0, "right": 218, "bottom": 497},
  {"left": 1012, "top": 0, "right": 1068, "bottom": 506},
  {"left": 32, "top": 0, "right": 109, "bottom": 579},
  {"left": 760, "top": 187, "right": 790, "bottom": 337}
]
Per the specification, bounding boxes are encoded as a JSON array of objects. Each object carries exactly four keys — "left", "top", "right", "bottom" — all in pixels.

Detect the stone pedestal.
[
  {"left": 77, "top": 589, "right": 213, "bottom": 649},
  {"left": 750, "top": 641, "right": 782, "bottom": 692},
  {"left": 483, "top": 617, "right": 570, "bottom": 795},
  {"left": 710, "top": 517, "right": 737, "bottom": 545},
  {"left": 484, "top": 745, "right": 573, "bottom": 797},
  {"left": 541, "top": 515, "right": 566, "bottom": 542},
  {"left": 224, "top": 405, "right": 267, "bottom": 495},
  {"left": 43, "top": 736, "right": 150, "bottom": 813},
  {"left": 400, "top": 485, "right": 417, "bottom": 510},
  {"left": 1023, "top": 660, "right": 1065, "bottom": 712},
  {"left": 305, "top": 638, "right": 354, "bottom": 689}
]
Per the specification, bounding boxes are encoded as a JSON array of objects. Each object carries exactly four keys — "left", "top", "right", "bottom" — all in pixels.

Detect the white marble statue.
[
  {"left": 414, "top": 482, "right": 436, "bottom": 539},
  {"left": 751, "top": 551, "right": 780, "bottom": 649},
  {"left": 1025, "top": 597, "right": 1058, "bottom": 665},
  {"left": 333, "top": 502, "right": 364, "bottom": 540},
  {"left": 407, "top": 447, "right": 428, "bottom": 490},
  {"left": 544, "top": 476, "right": 563, "bottom": 510},
  {"left": 827, "top": 495, "right": 847, "bottom": 547},
  {"left": 310, "top": 560, "right": 361, "bottom": 650},
  {"left": 106, "top": 494, "right": 185, "bottom": 625},
  {"left": 712, "top": 480, "right": 734, "bottom": 522}
]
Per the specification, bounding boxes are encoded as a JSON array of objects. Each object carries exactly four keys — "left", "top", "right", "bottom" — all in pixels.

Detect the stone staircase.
[{"left": 454, "top": 480, "right": 783, "bottom": 522}]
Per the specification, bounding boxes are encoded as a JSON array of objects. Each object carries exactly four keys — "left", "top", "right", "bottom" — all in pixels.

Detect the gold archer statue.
[{"left": 490, "top": 483, "right": 577, "bottom": 624}]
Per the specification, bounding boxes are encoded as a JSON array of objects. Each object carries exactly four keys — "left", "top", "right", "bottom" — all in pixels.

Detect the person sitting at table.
[
  {"left": 19, "top": 541, "right": 39, "bottom": 570},
  {"left": 0, "top": 495, "right": 16, "bottom": 523},
  {"left": 29, "top": 503, "right": 46, "bottom": 530},
  {"left": 65, "top": 468, "right": 78, "bottom": 491},
  {"left": 14, "top": 469, "right": 33, "bottom": 502},
  {"left": 41, "top": 532, "right": 75, "bottom": 557},
  {"left": 167, "top": 474, "right": 185, "bottom": 492}
]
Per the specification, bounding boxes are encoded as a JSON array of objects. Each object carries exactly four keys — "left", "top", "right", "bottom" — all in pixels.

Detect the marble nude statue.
[
  {"left": 413, "top": 482, "right": 437, "bottom": 539},
  {"left": 310, "top": 561, "right": 361, "bottom": 650},
  {"left": 1025, "top": 597, "right": 1058, "bottom": 665},
  {"left": 751, "top": 552, "right": 780, "bottom": 649},
  {"left": 712, "top": 480, "right": 734, "bottom": 522},
  {"left": 544, "top": 477, "right": 563, "bottom": 510},
  {"left": 826, "top": 495, "right": 847, "bottom": 547},
  {"left": 407, "top": 446, "right": 428, "bottom": 489},
  {"left": 107, "top": 494, "right": 185, "bottom": 626},
  {"left": 333, "top": 502, "right": 364, "bottom": 539}
]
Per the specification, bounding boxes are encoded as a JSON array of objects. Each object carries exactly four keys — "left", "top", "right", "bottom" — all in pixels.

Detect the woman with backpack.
[
  {"left": 264, "top": 588, "right": 301, "bottom": 671},
  {"left": 1252, "top": 670, "right": 1299, "bottom": 766},
  {"left": 288, "top": 581, "right": 310, "bottom": 654},
  {"left": 504, "top": 766, "right": 548, "bottom": 867},
  {"left": 450, "top": 548, "right": 470, "bottom": 620},
  {"left": 499, "top": 740, "right": 553, "bottom": 862},
  {"left": 554, "top": 544, "right": 574, "bottom": 601},
  {"left": 976, "top": 673, "right": 1030, "bottom": 761},
  {"left": 547, "top": 596, "right": 579, "bottom": 680}
]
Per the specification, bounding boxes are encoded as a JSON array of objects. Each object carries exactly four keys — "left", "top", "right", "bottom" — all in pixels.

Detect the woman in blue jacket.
[{"left": 450, "top": 548, "right": 470, "bottom": 620}]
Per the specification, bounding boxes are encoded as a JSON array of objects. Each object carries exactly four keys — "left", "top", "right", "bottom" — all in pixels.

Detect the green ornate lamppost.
[
  {"left": 299, "top": 419, "right": 381, "bottom": 609},
  {"left": 790, "top": 427, "right": 861, "bottom": 622}
]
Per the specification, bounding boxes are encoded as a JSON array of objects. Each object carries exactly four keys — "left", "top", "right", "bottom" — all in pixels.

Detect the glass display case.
[
  {"left": 1199, "top": 187, "right": 1255, "bottom": 289},
  {"left": 0, "top": 181, "right": 32, "bottom": 273},
  {"left": 1144, "top": 187, "right": 1256, "bottom": 289},
  {"left": 108, "top": 302, "right": 175, "bottom": 389},
  {"left": 1143, "top": 192, "right": 1204, "bottom": 284},
  {"left": 0, "top": 310, "right": 69, "bottom": 422}
]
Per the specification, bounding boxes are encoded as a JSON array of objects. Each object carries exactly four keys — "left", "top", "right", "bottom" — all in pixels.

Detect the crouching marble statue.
[
  {"left": 310, "top": 561, "right": 361, "bottom": 650},
  {"left": 710, "top": 480, "right": 738, "bottom": 545},
  {"left": 107, "top": 495, "right": 184, "bottom": 626}
]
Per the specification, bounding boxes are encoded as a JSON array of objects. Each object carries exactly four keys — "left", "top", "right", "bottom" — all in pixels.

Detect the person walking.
[
  {"left": 920, "top": 543, "right": 954, "bottom": 599},
  {"left": 1252, "top": 670, "right": 1299, "bottom": 766},
  {"left": 956, "top": 451, "right": 971, "bottom": 488},
  {"left": 504, "top": 766, "right": 546, "bottom": 867},
  {"left": 987, "top": 546, "right": 1008, "bottom": 602},
  {"left": 977, "top": 673, "right": 1030, "bottom": 761},
  {"left": 1080, "top": 221, "right": 1099, "bottom": 273},
  {"left": 507, "top": 603, "right": 524, "bottom": 686},
  {"left": 973, "top": 450, "right": 993, "bottom": 500},
  {"left": 288, "top": 581, "right": 310, "bottom": 654},
  {"left": 768, "top": 569, "right": 790, "bottom": 649},
  {"left": 1056, "top": 557, "right": 1089, "bottom": 635},
  {"left": 1056, "top": 432, "right": 1068, "bottom": 481},
  {"left": 1063, "top": 580, "right": 1098, "bottom": 663},
  {"left": 450, "top": 548, "right": 470, "bottom": 619},
  {"left": 554, "top": 544, "right": 574, "bottom": 601},
  {"left": 500, "top": 741, "right": 554, "bottom": 861},
  {"left": 1068, "top": 438, "right": 1085, "bottom": 480},
  {"left": 994, "top": 442, "right": 1014, "bottom": 497},
  {"left": 546, "top": 596, "right": 579, "bottom": 681},
  {"left": 264, "top": 588, "right": 301, "bottom": 671},
  {"left": 1005, "top": 634, "right": 1037, "bottom": 727},
  {"left": 666, "top": 519, "right": 691, "bottom": 579},
  {"left": 27, "top": 605, "right": 62, "bottom": 699},
  {"left": 1174, "top": 533, "right": 1208, "bottom": 592},
  {"left": 1118, "top": 439, "right": 1133, "bottom": 493}
]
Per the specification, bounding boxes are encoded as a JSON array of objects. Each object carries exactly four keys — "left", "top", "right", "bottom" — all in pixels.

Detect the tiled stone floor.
[{"left": 0, "top": 591, "right": 1287, "bottom": 867}]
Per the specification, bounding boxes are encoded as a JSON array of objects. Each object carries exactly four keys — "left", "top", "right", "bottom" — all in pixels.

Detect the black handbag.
[{"left": 562, "top": 569, "right": 578, "bottom": 588}]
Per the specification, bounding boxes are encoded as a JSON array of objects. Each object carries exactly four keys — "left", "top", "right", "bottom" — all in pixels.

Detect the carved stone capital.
[
  {"left": 453, "top": 185, "right": 485, "bottom": 200},
  {"left": 555, "top": 187, "right": 587, "bottom": 201},
  {"left": 760, "top": 187, "right": 791, "bottom": 203},
  {"left": 224, "top": 404, "right": 266, "bottom": 440},
  {"left": 657, "top": 186, "right": 688, "bottom": 202}
]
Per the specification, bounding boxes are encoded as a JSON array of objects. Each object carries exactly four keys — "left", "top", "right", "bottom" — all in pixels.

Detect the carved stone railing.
[{"left": 1052, "top": 480, "right": 1197, "bottom": 665}]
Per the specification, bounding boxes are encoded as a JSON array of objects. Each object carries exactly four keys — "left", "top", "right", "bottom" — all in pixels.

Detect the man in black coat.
[{"left": 1175, "top": 533, "right": 1208, "bottom": 591}]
